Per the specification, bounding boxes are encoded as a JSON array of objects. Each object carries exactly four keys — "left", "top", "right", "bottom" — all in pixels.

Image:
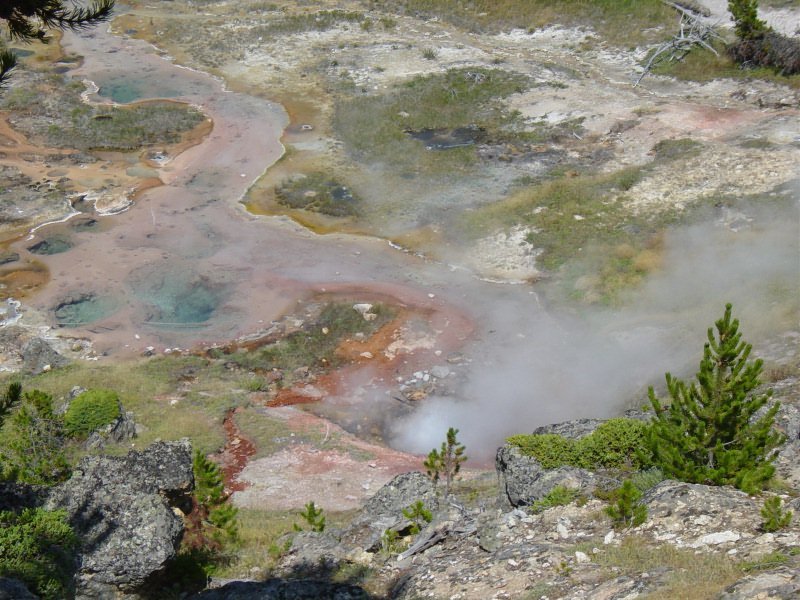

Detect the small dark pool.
[
  {"left": 408, "top": 126, "right": 485, "bottom": 150},
  {"left": 27, "top": 235, "right": 72, "bottom": 255}
]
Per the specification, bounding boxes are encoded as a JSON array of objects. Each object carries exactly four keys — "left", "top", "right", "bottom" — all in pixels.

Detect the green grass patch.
[
  {"left": 334, "top": 67, "right": 530, "bottom": 174},
  {"left": 275, "top": 172, "right": 361, "bottom": 217},
  {"left": 14, "top": 358, "right": 234, "bottom": 455},
  {"left": 652, "top": 41, "right": 800, "bottom": 89},
  {"left": 251, "top": 9, "right": 366, "bottom": 36},
  {"left": 596, "top": 536, "right": 744, "bottom": 599},
  {"left": 217, "top": 302, "right": 394, "bottom": 380},
  {"left": 365, "top": 0, "right": 675, "bottom": 46},
  {"left": 459, "top": 166, "right": 651, "bottom": 272},
  {"left": 2, "top": 75, "right": 205, "bottom": 150},
  {"left": 507, "top": 417, "right": 651, "bottom": 471}
]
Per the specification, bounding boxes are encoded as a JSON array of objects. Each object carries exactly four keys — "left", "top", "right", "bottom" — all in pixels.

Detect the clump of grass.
[
  {"left": 651, "top": 138, "right": 702, "bottom": 161},
  {"left": 275, "top": 172, "right": 361, "bottom": 217},
  {"left": 421, "top": 48, "right": 438, "bottom": 60},
  {"left": 530, "top": 485, "right": 582, "bottom": 513},
  {"left": 251, "top": 9, "right": 367, "bottom": 36},
  {"left": 596, "top": 536, "right": 744, "bottom": 599},
  {"left": 334, "top": 67, "right": 530, "bottom": 173},
  {"left": 366, "top": 0, "right": 676, "bottom": 46},
  {"left": 3, "top": 75, "right": 205, "bottom": 150},
  {"left": 460, "top": 166, "right": 648, "bottom": 272},
  {"left": 653, "top": 41, "right": 800, "bottom": 89}
]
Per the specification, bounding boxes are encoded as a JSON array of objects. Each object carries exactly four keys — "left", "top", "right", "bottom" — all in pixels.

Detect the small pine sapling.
[
  {"left": 295, "top": 501, "right": 325, "bottom": 533},
  {"left": 424, "top": 427, "right": 467, "bottom": 497},
  {"left": 760, "top": 496, "right": 793, "bottom": 533},
  {"left": 605, "top": 479, "right": 647, "bottom": 529},
  {"left": 402, "top": 500, "right": 433, "bottom": 534},
  {"left": 191, "top": 450, "right": 239, "bottom": 547}
]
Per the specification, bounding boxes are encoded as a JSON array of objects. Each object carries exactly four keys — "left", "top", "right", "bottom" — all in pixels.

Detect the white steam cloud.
[{"left": 392, "top": 195, "right": 800, "bottom": 460}]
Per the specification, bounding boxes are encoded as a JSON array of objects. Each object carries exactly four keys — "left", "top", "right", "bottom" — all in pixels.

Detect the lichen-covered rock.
[
  {"left": 495, "top": 444, "right": 597, "bottom": 507},
  {"left": 193, "top": 579, "right": 371, "bottom": 599},
  {"left": 0, "top": 577, "right": 38, "bottom": 600},
  {"left": 85, "top": 410, "right": 138, "bottom": 450},
  {"left": 640, "top": 481, "right": 800, "bottom": 556},
  {"left": 339, "top": 471, "right": 438, "bottom": 552},
  {"left": 530, "top": 418, "right": 605, "bottom": 438},
  {"left": 718, "top": 566, "right": 800, "bottom": 599},
  {"left": 20, "top": 337, "right": 69, "bottom": 374},
  {"left": 44, "top": 440, "right": 194, "bottom": 599}
]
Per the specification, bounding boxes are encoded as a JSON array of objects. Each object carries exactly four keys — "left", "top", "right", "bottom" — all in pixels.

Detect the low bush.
[
  {"left": 728, "top": 31, "right": 800, "bottom": 75},
  {"left": 0, "top": 508, "right": 77, "bottom": 600},
  {"left": 605, "top": 479, "right": 647, "bottom": 529},
  {"left": 508, "top": 418, "right": 651, "bottom": 471},
  {"left": 530, "top": 485, "right": 581, "bottom": 513},
  {"left": 63, "top": 389, "right": 120, "bottom": 439}
]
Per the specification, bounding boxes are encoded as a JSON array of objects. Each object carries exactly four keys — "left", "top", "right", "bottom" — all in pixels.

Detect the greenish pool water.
[
  {"left": 97, "top": 75, "right": 181, "bottom": 103},
  {"left": 55, "top": 294, "right": 118, "bottom": 326},
  {"left": 131, "top": 266, "right": 225, "bottom": 327}
]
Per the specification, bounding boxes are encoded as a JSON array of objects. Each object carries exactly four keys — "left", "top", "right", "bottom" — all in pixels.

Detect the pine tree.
[
  {"left": 1, "top": 0, "right": 115, "bottom": 86},
  {"left": 0, "top": 389, "right": 69, "bottom": 485},
  {"left": 646, "top": 304, "right": 784, "bottom": 494},
  {"left": 728, "top": 0, "right": 767, "bottom": 40},
  {"left": 190, "top": 450, "right": 238, "bottom": 547},
  {"left": 424, "top": 427, "right": 467, "bottom": 497}
]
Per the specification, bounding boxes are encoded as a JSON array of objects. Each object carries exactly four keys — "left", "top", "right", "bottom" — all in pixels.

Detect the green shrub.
[
  {"left": 530, "top": 485, "right": 581, "bottom": 513},
  {"left": 604, "top": 479, "right": 647, "bottom": 529},
  {"left": 760, "top": 496, "right": 793, "bottom": 532},
  {"left": 0, "top": 508, "right": 77, "bottom": 600},
  {"left": 506, "top": 433, "right": 577, "bottom": 469},
  {"left": 402, "top": 500, "right": 433, "bottom": 534},
  {"left": 1, "top": 389, "right": 69, "bottom": 484},
  {"left": 295, "top": 501, "right": 325, "bottom": 533},
  {"left": 508, "top": 418, "right": 651, "bottom": 471},
  {"left": 63, "top": 389, "right": 120, "bottom": 438}
]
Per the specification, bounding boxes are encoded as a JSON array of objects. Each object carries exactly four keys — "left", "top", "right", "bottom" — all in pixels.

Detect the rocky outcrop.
[
  {"left": 44, "top": 440, "right": 194, "bottom": 599},
  {"left": 640, "top": 480, "right": 800, "bottom": 557},
  {"left": 195, "top": 579, "right": 372, "bottom": 599},
  {"left": 719, "top": 567, "right": 800, "bottom": 599},
  {"left": 20, "top": 336, "right": 69, "bottom": 375},
  {"left": 495, "top": 444, "right": 598, "bottom": 507},
  {"left": 0, "top": 577, "right": 38, "bottom": 600},
  {"left": 339, "top": 471, "right": 438, "bottom": 552}
]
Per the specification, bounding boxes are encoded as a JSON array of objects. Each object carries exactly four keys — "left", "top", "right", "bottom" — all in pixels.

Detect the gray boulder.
[
  {"left": 339, "top": 471, "right": 438, "bottom": 552},
  {"left": 85, "top": 410, "right": 137, "bottom": 450},
  {"left": 193, "top": 579, "right": 371, "bottom": 599},
  {"left": 0, "top": 577, "right": 38, "bottom": 600},
  {"left": 44, "top": 440, "right": 194, "bottom": 599},
  {"left": 718, "top": 566, "right": 800, "bottom": 599},
  {"left": 530, "top": 418, "right": 605, "bottom": 438},
  {"left": 495, "top": 444, "right": 597, "bottom": 508},
  {"left": 20, "top": 337, "right": 68, "bottom": 374}
]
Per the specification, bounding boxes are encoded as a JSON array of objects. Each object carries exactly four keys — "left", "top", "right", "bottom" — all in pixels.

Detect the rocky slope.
[{"left": 201, "top": 377, "right": 800, "bottom": 600}]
